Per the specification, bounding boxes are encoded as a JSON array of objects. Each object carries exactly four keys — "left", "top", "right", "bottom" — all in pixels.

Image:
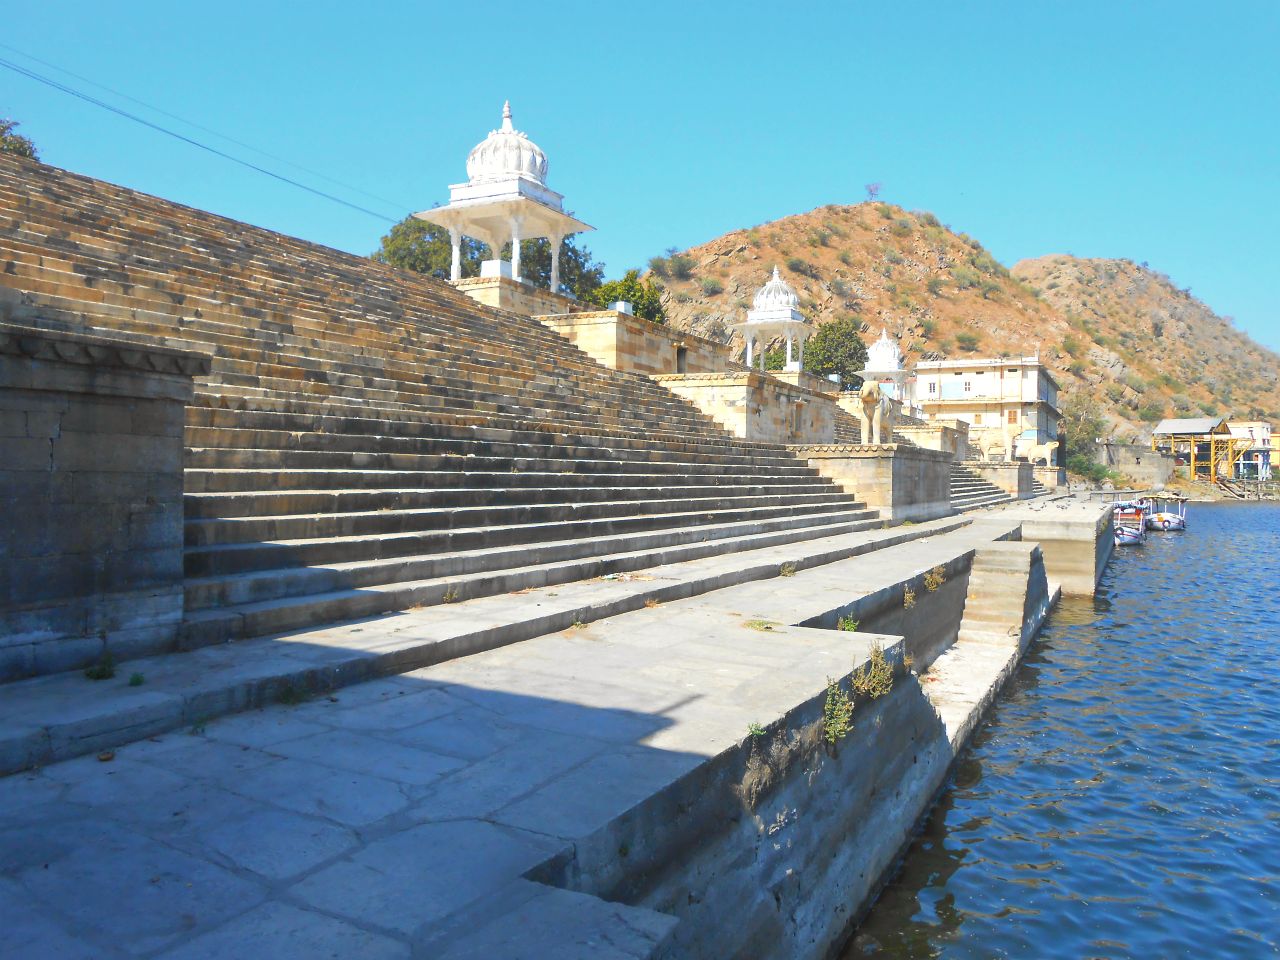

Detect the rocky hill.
[
  {"left": 650, "top": 203, "right": 1279, "bottom": 437},
  {"left": 1011, "top": 256, "right": 1280, "bottom": 434}
]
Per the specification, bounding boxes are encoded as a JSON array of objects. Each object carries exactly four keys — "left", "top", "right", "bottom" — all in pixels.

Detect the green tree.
[
  {"left": 763, "top": 347, "right": 786, "bottom": 371},
  {"left": 1060, "top": 391, "right": 1107, "bottom": 462},
  {"left": 371, "top": 217, "right": 485, "bottom": 279},
  {"left": 371, "top": 215, "right": 604, "bottom": 300},
  {"left": 0, "top": 118, "right": 38, "bottom": 160},
  {"left": 586, "top": 269, "right": 666, "bottom": 324},
  {"left": 804, "top": 317, "right": 868, "bottom": 389}
]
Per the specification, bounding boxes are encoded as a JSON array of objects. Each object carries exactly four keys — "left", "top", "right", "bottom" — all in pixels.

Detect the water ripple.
[{"left": 844, "top": 504, "right": 1280, "bottom": 960}]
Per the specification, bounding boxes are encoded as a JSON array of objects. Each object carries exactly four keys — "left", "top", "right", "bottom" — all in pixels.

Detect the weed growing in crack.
[
  {"left": 838, "top": 615, "right": 860, "bottom": 632},
  {"left": 924, "top": 565, "right": 946, "bottom": 592},
  {"left": 823, "top": 678, "right": 854, "bottom": 744},
  {"left": 745, "top": 619, "right": 780, "bottom": 632},
  {"left": 748, "top": 722, "right": 766, "bottom": 738},
  {"left": 128, "top": 672, "right": 145, "bottom": 687},
  {"left": 852, "top": 641, "right": 895, "bottom": 699},
  {"left": 779, "top": 562, "right": 797, "bottom": 577},
  {"left": 441, "top": 587, "right": 460, "bottom": 603},
  {"left": 903, "top": 586, "right": 917, "bottom": 609},
  {"left": 84, "top": 652, "right": 115, "bottom": 681}
]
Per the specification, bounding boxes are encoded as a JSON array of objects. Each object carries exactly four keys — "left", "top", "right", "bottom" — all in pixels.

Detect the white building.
[
  {"left": 913, "top": 356, "right": 1061, "bottom": 459},
  {"left": 1227, "top": 420, "right": 1273, "bottom": 480}
]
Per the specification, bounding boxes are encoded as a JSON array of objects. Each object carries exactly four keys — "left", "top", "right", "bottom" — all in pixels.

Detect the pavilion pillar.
[
  {"left": 510, "top": 216, "right": 524, "bottom": 282},
  {"left": 745, "top": 336, "right": 754, "bottom": 368},
  {"left": 549, "top": 233, "right": 563, "bottom": 294},
  {"left": 785, "top": 336, "right": 793, "bottom": 367},
  {"left": 448, "top": 227, "right": 462, "bottom": 281}
]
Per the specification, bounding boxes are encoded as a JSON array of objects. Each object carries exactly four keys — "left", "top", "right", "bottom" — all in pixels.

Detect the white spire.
[{"left": 501, "top": 100, "right": 513, "bottom": 132}]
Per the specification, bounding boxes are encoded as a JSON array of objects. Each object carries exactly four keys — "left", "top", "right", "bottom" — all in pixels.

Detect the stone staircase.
[
  {"left": 950, "top": 462, "right": 1013, "bottom": 511},
  {"left": 956, "top": 541, "right": 1052, "bottom": 647},
  {"left": 0, "top": 155, "right": 882, "bottom": 656}
]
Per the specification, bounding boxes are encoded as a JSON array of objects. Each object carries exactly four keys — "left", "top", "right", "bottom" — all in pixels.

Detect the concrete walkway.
[{"left": 1, "top": 517, "right": 1024, "bottom": 959}]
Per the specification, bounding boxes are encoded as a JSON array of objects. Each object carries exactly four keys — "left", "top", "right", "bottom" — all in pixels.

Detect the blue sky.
[{"left": 5, "top": 1, "right": 1279, "bottom": 349}]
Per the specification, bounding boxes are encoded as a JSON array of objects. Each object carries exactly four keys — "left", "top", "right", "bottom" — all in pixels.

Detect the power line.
[
  {"left": 0, "top": 41, "right": 410, "bottom": 212},
  {"left": 0, "top": 55, "right": 401, "bottom": 223}
]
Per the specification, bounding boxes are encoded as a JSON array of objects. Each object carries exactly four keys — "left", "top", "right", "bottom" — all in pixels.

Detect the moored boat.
[
  {"left": 1139, "top": 493, "right": 1188, "bottom": 531},
  {"left": 1112, "top": 499, "right": 1147, "bottom": 546}
]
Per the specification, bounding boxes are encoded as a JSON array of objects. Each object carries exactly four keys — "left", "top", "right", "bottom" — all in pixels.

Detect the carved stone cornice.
[{"left": 0, "top": 322, "right": 213, "bottom": 377}]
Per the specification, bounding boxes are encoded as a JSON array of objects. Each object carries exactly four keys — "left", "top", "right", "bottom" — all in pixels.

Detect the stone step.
[
  {"left": 184, "top": 466, "right": 823, "bottom": 494},
  {"left": 183, "top": 500, "right": 863, "bottom": 576},
  {"left": 0, "top": 513, "right": 976, "bottom": 774},
  {"left": 0, "top": 240, "right": 730, "bottom": 438},
  {"left": 183, "top": 506, "right": 877, "bottom": 611},
  {"left": 184, "top": 491, "right": 854, "bottom": 546},
  {"left": 182, "top": 425, "right": 808, "bottom": 471},
  {"left": 184, "top": 481, "right": 842, "bottom": 519},
  {"left": 182, "top": 509, "right": 887, "bottom": 641},
  {"left": 184, "top": 402, "right": 787, "bottom": 458},
  {"left": 183, "top": 445, "right": 823, "bottom": 476}
]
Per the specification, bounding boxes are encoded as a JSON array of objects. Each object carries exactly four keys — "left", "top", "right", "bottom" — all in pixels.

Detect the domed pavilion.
[
  {"left": 414, "top": 102, "right": 592, "bottom": 294},
  {"left": 731, "top": 267, "right": 812, "bottom": 372}
]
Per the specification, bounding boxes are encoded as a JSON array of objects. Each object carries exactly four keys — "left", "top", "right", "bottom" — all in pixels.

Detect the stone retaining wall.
[
  {"left": 537, "top": 310, "right": 732, "bottom": 376},
  {"left": 963, "top": 459, "right": 1034, "bottom": 498},
  {"left": 453, "top": 275, "right": 585, "bottom": 317},
  {"left": 0, "top": 323, "right": 210, "bottom": 679},
  {"left": 653, "top": 372, "right": 837, "bottom": 444},
  {"left": 791, "top": 444, "right": 955, "bottom": 523}
]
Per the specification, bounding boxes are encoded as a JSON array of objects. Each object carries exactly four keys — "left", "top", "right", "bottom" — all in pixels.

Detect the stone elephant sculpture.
[
  {"left": 1023, "top": 440, "right": 1059, "bottom": 466},
  {"left": 857, "top": 381, "right": 895, "bottom": 445}
]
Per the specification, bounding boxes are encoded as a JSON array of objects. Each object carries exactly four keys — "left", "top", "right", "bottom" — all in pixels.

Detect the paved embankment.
[
  {"left": 0, "top": 516, "right": 976, "bottom": 775},
  {"left": 0, "top": 512, "right": 1070, "bottom": 959}
]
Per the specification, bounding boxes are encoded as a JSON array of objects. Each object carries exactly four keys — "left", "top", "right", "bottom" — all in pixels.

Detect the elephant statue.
[
  {"left": 976, "top": 428, "right": 1014, "bottom": 461},
  {"left": 1024, "top": 440, "right": 1059, "bottom": 466},
  {"left": 857, "top": 381, "right": 895, "bottom": 445}
]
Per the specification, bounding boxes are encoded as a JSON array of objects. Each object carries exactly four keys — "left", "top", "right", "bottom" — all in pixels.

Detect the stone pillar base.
[
  {"left": 790, "top": 444, "right": 954, "bottom": 523},
  {"left": 0, "top": 323, "right": 210, "bottom": 680}
]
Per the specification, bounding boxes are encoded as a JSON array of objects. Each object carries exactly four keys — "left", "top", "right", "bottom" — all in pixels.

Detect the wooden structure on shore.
[{"left": 1151, "top": 417, "right": 1251, "bottom": 484}]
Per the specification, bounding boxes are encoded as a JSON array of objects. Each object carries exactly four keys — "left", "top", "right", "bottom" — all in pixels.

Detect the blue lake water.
[{"left": 843, "top": 502, "right": 1280, "bottom": 959}]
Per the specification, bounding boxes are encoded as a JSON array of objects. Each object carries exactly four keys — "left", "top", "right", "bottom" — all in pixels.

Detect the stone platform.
[{"left": 0, "top": 513, "right": 1051, "bottom": 960}]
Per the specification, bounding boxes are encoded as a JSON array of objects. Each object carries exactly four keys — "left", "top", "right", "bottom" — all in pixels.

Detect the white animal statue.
[
  {"left": 976, "top": 428, "right": 1014, "bottom": 461},
  {"left": 857, "top": 381, "right": 895, "bottom": 445},
  {"left": 1023, "top": 440, "right": 1059, "bottom": 466}
]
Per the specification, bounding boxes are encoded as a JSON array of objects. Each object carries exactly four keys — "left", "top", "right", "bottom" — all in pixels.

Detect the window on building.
[
  {"left": 928, "top": 381, "right": 937, "bottom": 395},
  {"left": 964, "top": 381, "right": 972, "bottom": 392},
  {"left": 974, "top": 413, "right": 983, "bottom": 425},
  {"left": 1007, "top": 409, "right": 1017, "bottom": 424}
]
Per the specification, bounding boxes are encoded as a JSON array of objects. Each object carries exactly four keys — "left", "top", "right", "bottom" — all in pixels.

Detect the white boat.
[
  {"left": 1139, "top": 494, "right": 1188, "bottom": 531},
  {"left": 1113, "top": 500, "right": 1147, "bottom": 546}
]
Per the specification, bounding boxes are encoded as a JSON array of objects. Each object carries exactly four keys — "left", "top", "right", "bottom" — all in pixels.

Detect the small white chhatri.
[
  {"left": 730, "top": 267, "right": 812, "bottom": 371},
  {"left": 414, "top": 102, "right": 592, "bottom": 293}
]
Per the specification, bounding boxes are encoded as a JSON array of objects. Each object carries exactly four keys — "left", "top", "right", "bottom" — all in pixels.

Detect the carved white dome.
[
  {"left": 466, "top": 101, "right": 548, "bottom": 185},
  {"left": 752, "top": 267, "right": 800, "bottom": 311},
  {"left": 866, "top": 328, "right": 903, "bottom": 371}
]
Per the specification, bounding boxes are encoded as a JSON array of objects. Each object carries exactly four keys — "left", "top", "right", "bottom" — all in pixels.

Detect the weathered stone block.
[
  {"left": 653, "top": 371, "right": 837, "bottom": 444},
  {"left": 0, "top": 322, "right": 209, "bottom": 679},
  {"left": 791, "top": 443, "right": 955, "bottom": 523}
]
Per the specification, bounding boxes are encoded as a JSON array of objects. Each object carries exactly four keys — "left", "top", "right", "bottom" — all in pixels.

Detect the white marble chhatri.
[
  {"left": 414, "top": 102, "right": 592, "bottom": 293},
  {"left": 730, "top": 267, "right": 812, "bottom": 372}
]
